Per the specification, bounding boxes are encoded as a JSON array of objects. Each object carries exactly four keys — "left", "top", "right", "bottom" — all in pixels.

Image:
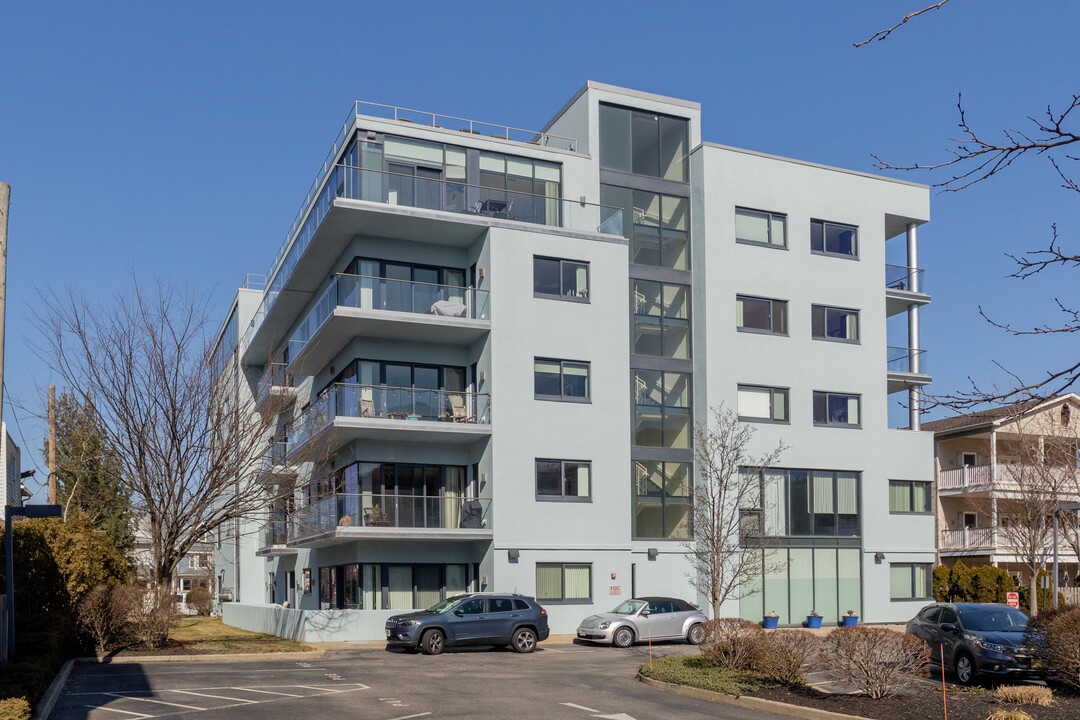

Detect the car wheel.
[
  {"left": 954, "top": 652, "right": 975, "bottom": 685},
  {"left": 511, "top": 628, "right": 537, "bottom": 653},
  {"left": 421, "top": 629, "right": 445, "bottom": 656},
  {"left": 687, "top": 623, "right": 704, "bottom": 645},
  {"left": 612, "top": 626, "right": 635, "bottom": 648}
]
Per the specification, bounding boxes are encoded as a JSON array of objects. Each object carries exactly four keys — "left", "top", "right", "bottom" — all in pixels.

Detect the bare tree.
[
  {"left": 686, "top": 405, "right": 786, "bottom": 617},
  {"left": 32, "top": 279, "right": 293, "bottom": 605},
  {"left": 858, "top": 2, "right": 1080, "bottom": 410}
]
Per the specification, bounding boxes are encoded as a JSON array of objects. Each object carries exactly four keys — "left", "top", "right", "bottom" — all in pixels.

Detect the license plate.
[{"left": 385, "top": 629, "right": 391, "bottom": 638}]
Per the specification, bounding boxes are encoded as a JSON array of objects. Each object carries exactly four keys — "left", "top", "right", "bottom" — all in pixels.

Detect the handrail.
[
  {"left": 289, "top": 493, "right": 492, "bottom": 540},
  {"left": 887, "top": 346, "right": 928, "bottom": 374},
  {"left": 885, "top": 264, "right": 926, "bottom": 293}
]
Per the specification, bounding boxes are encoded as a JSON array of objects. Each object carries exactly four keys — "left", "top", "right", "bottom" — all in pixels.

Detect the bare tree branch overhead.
[{"left": 853, "top": 1, "right": 951, "bottom": 47}]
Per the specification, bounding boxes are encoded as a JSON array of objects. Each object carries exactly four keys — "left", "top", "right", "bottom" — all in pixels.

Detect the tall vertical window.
[
  {"left": 812, "top": 392, "right": 861, "bottom": 427},
  {"left": 811, "top": 305, "right": 860, "bottom": 343},
  {"left": 736, "top": 296, "right": 787, "bottom": 335},
  {"left": 477, "top": 152, "right": 561, "bottom": 225},
  {"left": 634, "top": 461, "right": 691, "bottom": 539},
  {"left": 534, "top": 256, "right": 589, "bottom": 301},
  {"left": 536, "top": 563, "right": 592, "bottom": 602},
  {"left": 736, "top": 208, "right": 787, "bottom": 249},
  {"left": 811, "top": 220, "right": 859, "bottom": 258},
  {"left": 632, "top": 280, "right": 690, "bottom": 358},
  {"left": 890, "top": 563, "right": 933, "bottom": 600},
  {"left": 598, "top": 103, "right": 689, "bottom": 181},
  {"left": 889, "top": 480, "right": 932, "bottom": 513},
  {"left": 633, "top": 370, "right": 691, "bottom": 448},
  {"left": 737, "top": 385, "right": 789, "bottom": 423},
  {"left": 535, "top": 359, "right": 590, "bottom": 401},
  {"left": 536, "top": 459, "right": 591, "bottom": 501},
  {"left": 601, "top": 185, "right": 689, "bottom": 270}
]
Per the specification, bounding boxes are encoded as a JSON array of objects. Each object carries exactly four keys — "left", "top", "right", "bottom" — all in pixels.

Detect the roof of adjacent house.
[{"left": 922, "top": 394, "right": 1080, "bottom": 435}]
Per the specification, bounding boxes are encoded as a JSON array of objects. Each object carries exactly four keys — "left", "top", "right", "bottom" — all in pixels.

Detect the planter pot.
[
  {"left": 842, "top": 615, "right": 858, "bottom": 627},
  {"left": 807, "top": 615, "right": 823, "bottom": 629},
  {"left": 763, "top": 616, "right": 779, "bottom": 629}
]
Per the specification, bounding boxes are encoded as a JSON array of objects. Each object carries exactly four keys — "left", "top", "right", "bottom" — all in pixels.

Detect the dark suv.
[
  {"left": 906, "top": 602, "right": 1043, "bottom": 684},
  {"left": 385, "top": 593, "right": 550, "bottom": 655}
]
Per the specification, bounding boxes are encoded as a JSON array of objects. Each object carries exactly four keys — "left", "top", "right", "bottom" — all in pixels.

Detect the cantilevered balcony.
[
  {"left": 288, "top": 493, "right": 492, "bottom": 547},
  {"left": 885, "top": 264, "right": 931, "bottom": 317},
  {"left": 887, "top": 346, "right": 932, "bottom": 394},
  {"left": 256, "top": 520, "right": 296, "bottom": 557},
  {"left": 286, "top": 383, "right": 490, "bottom": 461},
  {"left": 242, "top": 164, "right": 623, "bottom": 364},
  {"left": 255, "top": 441, "right": 299, "bottom": 483},
  {"left": 286, "top": 273, "right": 489, "bottom": 377},
  {"left": 255, "top": 363, "right": 296, "bottom": 410}
]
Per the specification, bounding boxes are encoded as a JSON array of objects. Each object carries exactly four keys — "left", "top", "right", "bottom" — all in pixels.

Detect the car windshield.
[
  {"left": 426, "top": 595, "right": 469, "bottom": 613},
  {"left": 957, "top": 606, "right": 1029, "bottom": 632},
  {"left": 610, "top": 600, "right": 647, "bottom": 614}
]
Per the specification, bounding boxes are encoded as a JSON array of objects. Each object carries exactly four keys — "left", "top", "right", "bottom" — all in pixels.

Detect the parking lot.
[{"left": 51, "top": 642, "right": 787, "bottom": 720}]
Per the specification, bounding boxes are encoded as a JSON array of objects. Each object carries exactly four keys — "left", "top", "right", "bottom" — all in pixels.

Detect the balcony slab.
[
  {"left": 290, "top": 526, "right": 493, "bottom": 549},
  {"left": 886, "top": 288, "right": 931, "bottom": 318},
  {"left": 888, "top": 371, "right": 932, "bottom": 395},
  {"left": 288, "top": 416, "right": 491, "bottom": 462}
]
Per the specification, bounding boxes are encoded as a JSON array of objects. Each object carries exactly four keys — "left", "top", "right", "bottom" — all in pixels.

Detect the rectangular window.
[
  {"left": 534, "top": 256, "right": 589, "bottom": 302},
  {"left": 598, "top": 103, "right": 689, "bottom": 181},
  {"left": 633, "top": 370, "right": 691, "bottom": 448},
  {"left": 736, "top": 295, "right": 787, "bottom": 335},
  {"left": 535, "top": 563, "right": 592, "bottom": 602},
  {"left": 634, "top": 460, "right": 691, "bottom": 539},
  {"left": 889, "top": 480, "right": 932, "bottom": 513},
  {"left": 813, "top": 392, "right": 861, "bottom": 427},
  {"left": 736, "top": 208, "right": 786, "bottom": 249},
  {"left": 890, "top": 563, "right": 933, "bottom": 600},
  {"left": 600, "top": 185, "right": 690, "bottom": 271},
  {"left": 811, "top": 220, "right": 859, "bottom": 258},
  {"left": 744, "top": 468, "right": 861, "bottom": 538},
  {"left": 812, "top": 305, "right": 859, "bottom": 343},
  {"left": 632, "top": 280, "right": 690, "bottom": 359},
  {"left": 535, "top": 358, "right": 590, "bottom": 401},
  {"left": 302, "top": 568, "right": 312, "bottom": 595},
  {"left": 536, "top": 459, "right": 591, "bottom": 501},
  {"left": 737, "top": 385, "right": 789, "bottom": 423}
]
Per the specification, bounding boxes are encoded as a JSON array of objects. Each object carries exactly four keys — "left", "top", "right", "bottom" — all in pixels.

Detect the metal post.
[
  {"left": 0, "top": 182, "right": 9, "bottom": 431},
  {"left": 906, "top": 223, "right": 921, "bottom": 430},
  {"left": 5, "top": 506, "right": 13, "bottom": 658},
  {"left": 1054, "top": 509, "right": 1060, "bottom": 609}
]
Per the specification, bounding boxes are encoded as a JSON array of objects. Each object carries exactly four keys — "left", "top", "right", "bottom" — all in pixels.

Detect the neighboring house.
[
  {"left": 925, "top": 394, "right": 1080, "bottom": 588},
  {"left": 130, "top": 517, "right": 215, "bottom": 613},
  {"left": 210, "top": 82, "right": 936, "bottom": 641},
  {"left": 0, "top": 422, "right": 26, "bottom": 509}
]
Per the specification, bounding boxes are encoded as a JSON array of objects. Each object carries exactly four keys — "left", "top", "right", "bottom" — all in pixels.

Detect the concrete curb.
[
  {"left": 30, "top": 658, "right": 74, "bottom": 720},
  {"left": 76, "top": 649, "right": 327, "bottom": 664},
  {"left": 636, "top": 674, "right": 874, "bottom": 720}
]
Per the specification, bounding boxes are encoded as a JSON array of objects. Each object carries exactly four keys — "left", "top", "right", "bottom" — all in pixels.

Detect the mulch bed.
[{"left": 751, "top": 683, "right": 1080, "bottom": 720}]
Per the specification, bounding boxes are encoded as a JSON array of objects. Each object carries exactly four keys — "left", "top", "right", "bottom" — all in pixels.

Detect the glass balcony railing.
[
  {"left": 256, "top": 441, "right": 295, "bottom": 478},
  {"left": 287, "top": 383, "right": 491, "bottom": 454},
  {"left": 288, "top": 493, "right": 491, "bottom": 543},
  {"left": 256, "top": 363, "right": 294, "bottom": 406},
  {"left": 287, "top": 273, "right": 490, "bottom": 362},
  {"left": 244, "top": 164, "right": 624, "bottom": 351},
  {"left": 885, "top": 265, "right": 926, "bottom": 293},
  {"left": 261, "top": 520, "right": 290, "bottom": 549},
  {"left": 887, "top": 347, "right": 928, "bottom": 374}
]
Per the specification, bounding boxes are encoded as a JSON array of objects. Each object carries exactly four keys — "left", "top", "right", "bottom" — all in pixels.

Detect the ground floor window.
[
  {"left": 890, "top": 563, "right": 932, "bottom": 600},
  {"left": 314, "top": 562, "right": 473, "bottom": 610},
  {"left": 739, "top": 546, "right": 861, "bottom": 625},
  {"left": 536, "top": 563, "right": 592, "bottom": 602}
]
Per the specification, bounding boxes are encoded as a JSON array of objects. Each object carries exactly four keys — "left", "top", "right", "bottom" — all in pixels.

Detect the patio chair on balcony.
[
  {"left": 459, "top": 498, "right": 484, "bottom": 529},
  {"left": 442, "top": 393, "right": 470, "bottom": 423},
  {"left": 360, "top": 398, "right": 382, "bottom": 418}
]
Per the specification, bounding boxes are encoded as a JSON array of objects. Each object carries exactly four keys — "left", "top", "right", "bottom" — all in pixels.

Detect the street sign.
[{"left": 1007, "top": 592, "right": 1020, "bottom": 608}]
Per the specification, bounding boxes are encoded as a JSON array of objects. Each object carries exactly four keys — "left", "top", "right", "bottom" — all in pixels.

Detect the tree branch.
[{"left": 853, "top": 1, "right": 951, "bottom": 47}]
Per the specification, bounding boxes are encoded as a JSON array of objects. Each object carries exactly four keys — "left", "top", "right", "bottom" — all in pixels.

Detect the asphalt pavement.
[{"left": 50, "top": 641, "right": 790, "bottom": 720}]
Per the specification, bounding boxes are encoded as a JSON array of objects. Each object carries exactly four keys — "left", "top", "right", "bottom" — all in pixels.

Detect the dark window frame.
[
  {"left": 533, "top": 256, "right": 590, "bottom": 303},
  {"left": 632, "top": 279, "right": 691, "bottom": 359},
  {"left": 891, "top": 563, "right": 933, "bottom": 600},
  {"left": 812, "top": 391, "right": 862, "bottom": 428},
  {"left": 889, "top": 480, "right": 933, "bottom": 515},
  {"left": 742, "top": 467, "right": 863, "bottom": 539},
  {"left": 811, "top": 219, "right": 860, "bottom": 259},
  {"left": 535, "top": 458, "right": 593, "bottom": 502},
  {"left": 633, "top": 460, "right": 693, "bottom": 541},
  {"left": 737, "top": 384, "right": 790, "bottom": 424},
  {"left": 811, "top": 305, "right": 861, "bottom": 344},
  {"left": 735, "top": 207, "right": 788, "bottom": 250},
  {"left": 534, "top": 358, "right": 591, "bottom": 403},
  {"left": 736, "top": 295, "right": 788, "bottom": 336},
  {"left": 535, "top": 562, "right": 593, "bottom": 604},
  {"left": 598, "top": 102, "right": 690, "bottom": 182}
]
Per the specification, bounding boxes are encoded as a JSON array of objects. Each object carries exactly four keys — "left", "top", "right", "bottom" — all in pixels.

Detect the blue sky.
[{"left": 1, "top": 1, "right": 1077, "bottom": 493}]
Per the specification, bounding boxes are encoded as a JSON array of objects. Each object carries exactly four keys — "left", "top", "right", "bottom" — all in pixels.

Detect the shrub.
[
  {"left": 700, "top": 618, "right": 765, "bottom": 671},
  {"left": 820, "top": 626, "right": 929, "bottom": 699},
  {"left": 933, "top": 562, "right": 1016, "bottom": 604},
  {"left": 1042, "top": 606, "right": 1080, "bottom": 689},
  {"left": 760, "top": 630, "right": 818, "bottom": 685},
  {"left": 0, "top": 698, "right": 31, "bottom": 720},
  {"left": 129, "top": 588, "right": 177, "bottom": 649},
  {"left": 987, "top": 710, "right": 1033, "bottom": 720},
  {"left": 186, "top": 587, "right": 213, "bottom": 616},
  {"left": 639, "top": 654, "right": 774, "bottom": 697},
  {"left": 993, "top": 685, "right": 1052, "bottom": 706},
  {"left": 933, "top": 564, "right": 951, "bottom": 602},
  {"left": 77, "top": 584, "right": 141, "bottom": 651}
]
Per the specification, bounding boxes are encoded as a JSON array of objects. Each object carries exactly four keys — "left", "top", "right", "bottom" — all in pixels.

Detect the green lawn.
[
  {"left": 122, "top": 616, "right": 312, "bottom": 655},
  {"left": 639, "top": 655, "right": 777, "bottom": 697}
]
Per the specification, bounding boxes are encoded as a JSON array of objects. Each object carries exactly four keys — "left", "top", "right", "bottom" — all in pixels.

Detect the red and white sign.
[
  {"left": 609, "top": 585, "right": 621, "bottom": 596},
  {"left": 1006, "top": 592, "right": 1020, "bottom": 608}
]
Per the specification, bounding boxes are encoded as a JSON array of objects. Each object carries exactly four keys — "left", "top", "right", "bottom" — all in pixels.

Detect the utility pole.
[
  {"left": 48, "top": 385, "right": 57, "bottom": 504},
  {"left": 0, "top": 182, "right": 9, "bottom": 432}
]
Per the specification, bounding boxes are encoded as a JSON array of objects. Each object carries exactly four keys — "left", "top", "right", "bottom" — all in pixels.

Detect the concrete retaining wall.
[{"left": 222, "top": 602, "right": 396, "bottom": 642}]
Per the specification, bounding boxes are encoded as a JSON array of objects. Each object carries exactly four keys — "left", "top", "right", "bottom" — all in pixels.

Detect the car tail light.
[{"left": 541, "top": 609, "right": 546, "bottom": 615}]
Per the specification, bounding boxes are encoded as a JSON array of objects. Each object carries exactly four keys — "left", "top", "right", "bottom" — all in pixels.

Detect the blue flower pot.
[
  {"left": 807, "top": 615, "right": 823, "bottom": 629},
  {"left": 763, "top": 615, "right": 779, "bottom": 629},
  {"left": 842, "top": 615, "right": 858, "bottom": 627}
]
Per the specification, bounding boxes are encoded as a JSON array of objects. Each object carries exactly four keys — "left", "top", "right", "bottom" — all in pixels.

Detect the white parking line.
[
  {"left": 82, "top": 706, "right": 151, "bottom": 718},
  {"left": 387, "top": 714, "right": 431, "bottom": 720},
  {"left": 561, "top": 702, "right": 599, "bottom": 712},
  {"left": 101, "top": 693, "right": 202, "bottom": 710},
  {"left": 230, "top": 688, "right": 302, "bottom": 697},
  {"left": 168, "top": 690, "right": 256, "bottom": 704}
]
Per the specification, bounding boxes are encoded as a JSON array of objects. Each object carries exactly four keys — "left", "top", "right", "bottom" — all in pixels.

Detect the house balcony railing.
[
  {"left": 886, "top": 264, "right": 927, "bottom": 293},
  {"left": 244, "top": 162, "right": 624, "bottom": 351},
  {"left": 939, "top": 463, "right": 1078, "bottom": 491},
  {"left": 940, "top": 527, "right": 997, "bottom": 551},
  {"left": 288, "top": 493, "right": 491, "bottom": 544},
  {"left": 256, "top": 441, "right": 298, "bottom": 481},
  {"left": 888, "top": 346, "right": 928, "bottom": 374},
  {"left": 255, "top": 363, "right": 295, "bottom": 408},
  {"left": 286, "top": 383, "right": 490, "bottom": 455},
  {"left": 287, "top": 273, "right": 489, "bottom": 363}
]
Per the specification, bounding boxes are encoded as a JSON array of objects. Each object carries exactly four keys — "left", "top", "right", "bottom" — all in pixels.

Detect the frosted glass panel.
[
  {"left": 814, "top": 549, "right": 838, "bottom": 623},
  {"left": 837, "top": 549, "right": 861, "bottom": 618},
  {"left": 388, "top": 565, "right": 413, "bottom": 609},
  {"left": 789, "top": 549, "right": 814, "bottom": 622},
  {"left": 740, "top": 549, "right": 764, "bottom": 621},
  {"left": 763, "top": 550, "right": 789, "bottom": 624}
]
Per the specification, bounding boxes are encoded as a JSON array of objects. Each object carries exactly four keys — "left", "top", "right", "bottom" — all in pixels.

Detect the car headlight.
[
  {"left": 973, "top": 639, "right": 1010, "bottom": 654},
  {"left": 598, "top": 621, "right": 611, "bottom": 629},
  {"left": 398, "top": 620, "right": 420, "bottom": 626}
]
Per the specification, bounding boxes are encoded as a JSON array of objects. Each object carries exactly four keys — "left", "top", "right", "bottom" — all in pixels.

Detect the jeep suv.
[{"left": 385, "top": 593, "right": 550, "bottom": 655}]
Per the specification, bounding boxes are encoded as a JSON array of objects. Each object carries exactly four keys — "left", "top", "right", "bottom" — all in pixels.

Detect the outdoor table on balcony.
[
  {"left": 479, "top": 199, "right": 509, "bottom": 218},
  {"left": 388, "top": 411, "right": 409, "bottom": 420}
]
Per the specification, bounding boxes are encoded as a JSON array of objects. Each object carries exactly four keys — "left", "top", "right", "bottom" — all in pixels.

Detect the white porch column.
[{"left": 906, "top": 223, "right": 922, "bottom": 430}]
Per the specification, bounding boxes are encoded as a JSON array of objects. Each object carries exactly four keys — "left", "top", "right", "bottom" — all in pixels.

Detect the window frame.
[
  {"left": 812, "top": 391, "right": 862, "bottom": 428},
  {"left": 889, "top": 480, "right": 933, "bottom": 515},
  {"left": 735, "top": 207, "right": 788, "bottom": 250},
  {"left": 737, "top": 384, "right": 790, "bottom": 424},
  {"left": 736, "top": 295, "right": 788, "bottom": 336},
  {"left": 535, "top": 562, "right": 593, "bottom": 604},
  {"left": 811, "top": 304, "right": 861, "bottom": 344},
  {"left": 535, "top": 458, "right": 593, "bottom": 502},
  {"left": 534, "top": 358, "right": 591, "bottom": 403},
  {"left": 631, "top": 279, "right": 691, "bottom": 359},
  {"left": 890, "top": 563, "right": 933, "bottom": 601},
  {"left": 811, "top": 219, "right": 860, "bottom": 260},
  {"left": 533, "top": 255, "right": 590, "bottom": 303}
]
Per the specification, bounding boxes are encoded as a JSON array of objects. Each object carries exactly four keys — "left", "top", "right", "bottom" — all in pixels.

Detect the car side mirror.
[
  {"left": 640, "top": 610, "right": 650, "bottom": 617},
  {"left": 941, "top": 622, "right": 958, "bottom": 633},
  {"left": 453, "top": 609, "right": 463, "bottom": 616}
]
